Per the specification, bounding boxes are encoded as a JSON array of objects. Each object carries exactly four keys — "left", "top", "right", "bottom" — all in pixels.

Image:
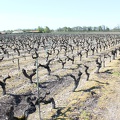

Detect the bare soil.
[{"left": 0, "top": 45, "right": 120, "bottom": 120}]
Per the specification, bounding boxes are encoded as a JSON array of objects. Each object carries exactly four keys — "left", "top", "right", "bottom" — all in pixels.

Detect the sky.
[{"left": 0, "top": 0, "right": 120, "bottom": 31}]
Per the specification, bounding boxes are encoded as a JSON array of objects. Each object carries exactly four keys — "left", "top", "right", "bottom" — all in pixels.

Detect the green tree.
[
  {"left": 106, "top": 27, "right": 110, "bottom": 31},
  {"left": 44, "top": 26, "right": 51, "bottom": 33},
  {"left": 93, "top": 27, "right": 97, "bottom": 31},
  {"left": 98, "top": 26, "right": 103, "bottom": 31},
  {"left": 67, "top": 27, "right": 72, "bottom": 32},
  {"left": 57, "top": 27, "right": 63, "bottom": 32},
  {"left": 88, "top": 26, "right": 92, "bottom": 31},
  {"left": 38, "top": 26, "right": 44, "bottom": 33},
  {"left": 63, "top": 27, "right": 68, "bottom": 32},
  {"left": 83, "top": 26, "right": 87, "bottom": 31}
]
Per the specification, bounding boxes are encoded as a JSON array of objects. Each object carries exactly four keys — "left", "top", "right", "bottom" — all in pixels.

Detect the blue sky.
[{"left": 0, "top": 0, "right": 120, "bottom": 31}]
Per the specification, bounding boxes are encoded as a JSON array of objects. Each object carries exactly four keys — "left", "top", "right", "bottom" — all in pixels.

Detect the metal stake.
[
  {"left": 36, "top": 57, "right": 41, "bottom": 120},
  {"left": 17, "top": 58, "right": 20, "bottom": 78}
]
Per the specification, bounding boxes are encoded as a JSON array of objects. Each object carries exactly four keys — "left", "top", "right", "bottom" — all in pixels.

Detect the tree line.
[
  {"left": 37, "top": 25, "right": 120, "bottom": 33},
  {"left": 1, "top": 25, "right": 120, "bottom": 34}
]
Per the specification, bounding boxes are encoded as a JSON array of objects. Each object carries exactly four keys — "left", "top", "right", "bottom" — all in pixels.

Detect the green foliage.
[
  {"left": 55, "top": 25, "right": 110, "bottom": 32},
  {"left": 106, "top": 27, "right": 110, "bottom": 31},
  {"left": 37, "top": 26, "right": 51, "bottom": 33},
  {"left": 44, "top": 26, "right": 51, "bottom": 33},
  {"left": 38, "top": 26, "right": 44, "bottom": 33},
  {"left": 98, "top": 26, "right": 103, "bottom": 31}
]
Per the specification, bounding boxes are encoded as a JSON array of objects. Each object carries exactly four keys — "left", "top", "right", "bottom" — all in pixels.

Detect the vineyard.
[{"left": 0, "top": 33, "right": 120, "bottom": 120}]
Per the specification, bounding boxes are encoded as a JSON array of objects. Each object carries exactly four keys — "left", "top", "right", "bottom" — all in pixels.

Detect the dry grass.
[
  {"left": 1, "top": 43, "right": 120, "bottom": 120},
  {"left": 43, "top": 56, "right": 120, "bottom": 120}
]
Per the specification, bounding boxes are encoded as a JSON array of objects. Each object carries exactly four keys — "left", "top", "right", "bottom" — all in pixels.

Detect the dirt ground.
[
  {"left": 25, "top": 58, "right": 119, "bottom": 120},
  {"left": 0, "top": 45, "right": 120, "bottom": 120},
  {"left": 43, "top": 56, "right": 120, "bottom": 120},
  {"left": 27, "top": 51, "right": 120, "bottom": 119}
]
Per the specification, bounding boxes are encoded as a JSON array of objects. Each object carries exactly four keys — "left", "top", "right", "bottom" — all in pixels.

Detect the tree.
[
  {"left": 38, "top": 26, "right": 44, "bottom": 33},
  {"left": 44, "top": 26, "right": 51, "bottom": 33},
  {"left": 67, "top": 27, "right": 72, "bottom": 32},
  {"left": 93, "top": 27, "right": 97, "bottom": 31},
  {"left": 83, "top": 26, "right": 87, "bottom": 31},
  {"left": 88, "top": 26, "right": 92, "bottom": 31},
  {"left": 106, "top": 27, "right": 110, "bottom": 31},
  {"left": 56, "top": 27, "right": 62, "bottom": 32},
  {"left": 63, "top": 27, "right": 68, "bottom": 32},
  {"left": 98, "top": 26, "right": 103, "bottom": 31}
]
